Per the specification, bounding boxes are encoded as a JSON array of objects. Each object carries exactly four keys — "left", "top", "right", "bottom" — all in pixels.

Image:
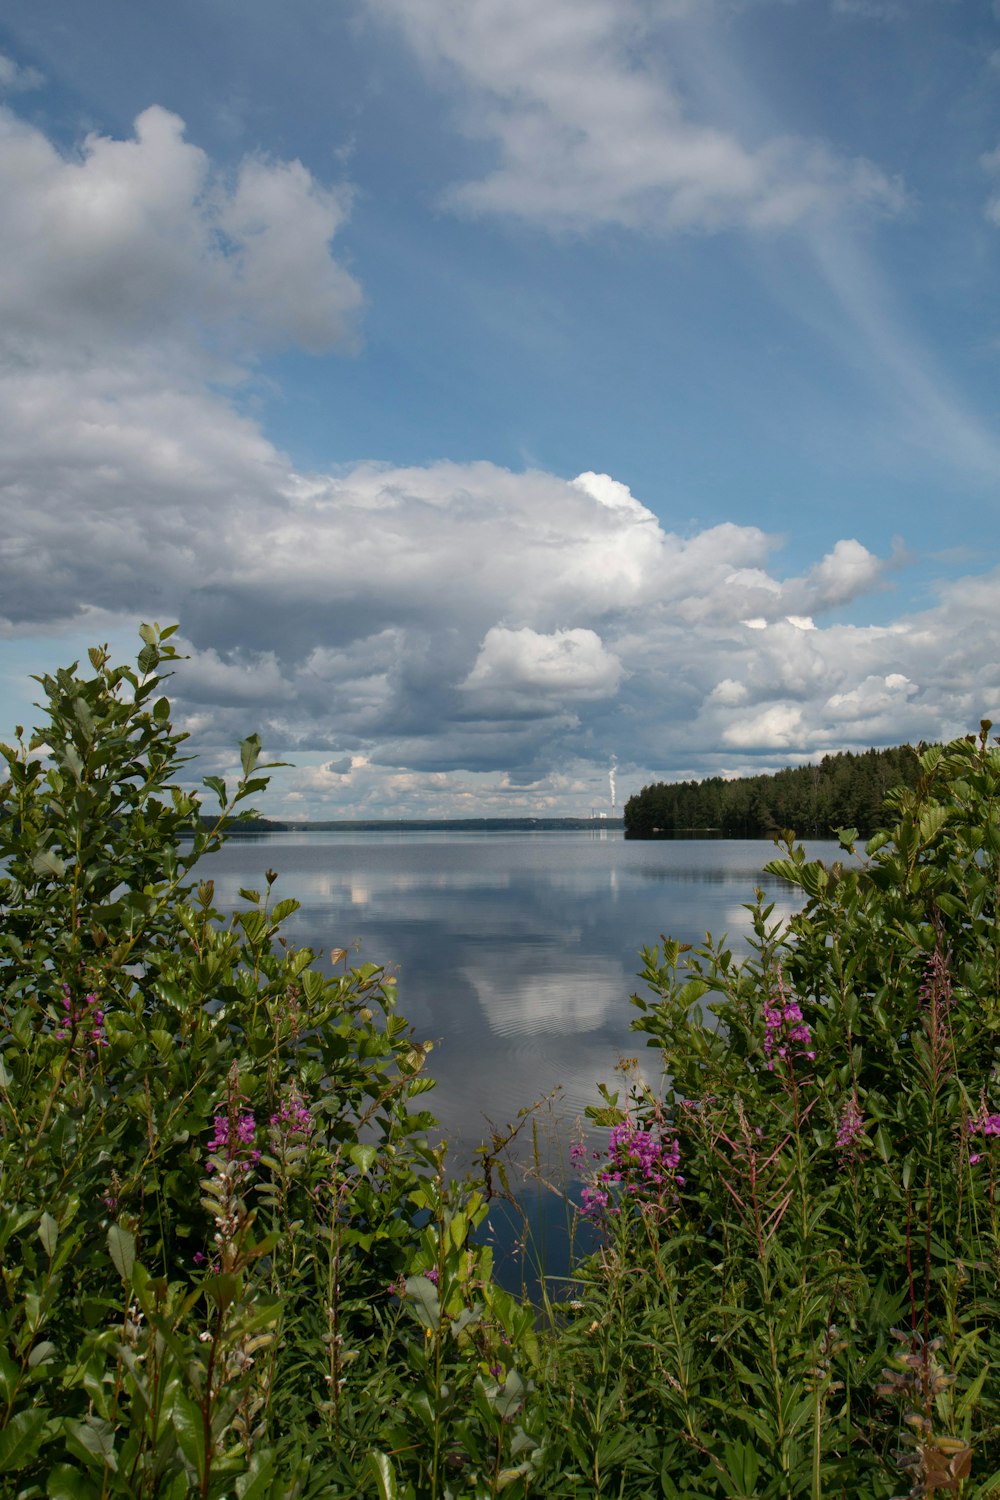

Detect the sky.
[{"left": 2, "top": 0, "right": 1000, "bottom": 820}]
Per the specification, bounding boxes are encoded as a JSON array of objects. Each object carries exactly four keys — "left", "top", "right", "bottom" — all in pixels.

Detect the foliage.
[
  {"left": 5, "top": 627, "right": 1000, "bottom": 1498},
  {"left": 624, "top": 743, "right": 922, "bottom": 839},
  {"left": 0, "top": 629, "right": 539, "bottom": 1497},
  {"left": 538, "top": 723, "right": 1000, "bottom": 1496}
]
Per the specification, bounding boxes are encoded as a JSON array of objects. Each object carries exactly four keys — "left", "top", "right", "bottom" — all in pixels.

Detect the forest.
[{"left": 624, "top": 743, "right": 924, "bottom": 839}]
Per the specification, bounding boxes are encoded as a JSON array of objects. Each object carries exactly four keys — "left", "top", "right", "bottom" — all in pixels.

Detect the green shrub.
[
  {"left": 0, "top": 628, "right": 539, "bottom": 1498},
  {"left": 7, "top": 627, "right": 1000, "bottom": 1498},
  {"left": 540, "top": 724, "right": 1000, "bottom": 1497}
]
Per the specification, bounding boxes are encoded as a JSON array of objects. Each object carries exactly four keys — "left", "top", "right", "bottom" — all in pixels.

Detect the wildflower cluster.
[
  {"left": 967, "top": 1096, "right": 1000, "bottom": 1165},
  {"left": 55, "top": 985, "right": 107, "bottom": 1050},
  {"left": 580, "top": 1119, "right": 682, "bottom": 1220},
  {"left": 206, "top": 1110, "right": 261, "bottom": 1173},
  {"left": 762, "top": 972, "right": 815, "bottom": 1071},
  {"left": 269, "top": 1088, "right": 313, "bottom": 1143}
]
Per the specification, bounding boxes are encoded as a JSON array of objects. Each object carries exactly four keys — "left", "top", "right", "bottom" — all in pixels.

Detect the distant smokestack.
[{"left": 609, "top": 756, "right": 617, "bottom": 819}]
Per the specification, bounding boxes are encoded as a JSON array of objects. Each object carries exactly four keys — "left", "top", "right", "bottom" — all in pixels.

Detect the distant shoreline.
[{"left": 188, "top": 816, "right": 627, "bottom": 834}]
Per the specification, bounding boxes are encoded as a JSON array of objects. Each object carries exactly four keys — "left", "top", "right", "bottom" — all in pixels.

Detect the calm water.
[{"left": 203, "top": 830, "right": 838, "bottom": 1177}]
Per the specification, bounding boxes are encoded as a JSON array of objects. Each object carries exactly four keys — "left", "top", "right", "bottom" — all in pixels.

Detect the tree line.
[{"left": 624, "top": 743, "right": 924, "bottom": 839}]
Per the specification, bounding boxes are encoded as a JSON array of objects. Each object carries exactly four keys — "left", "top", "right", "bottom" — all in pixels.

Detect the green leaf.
[
  {"left": 107, "top": 1224, "right": 135, "bottom": 1284},
  {"left": 269, "top": 898, "right": 301, "bottom": 924},
  {"left": 918, "top": 804, "right": 949, "bottom": 844},
  {"left": 874, "top": 1123, "right": 892, "bottom": 1163},
  {"left": 404, "top": 1275, "right": 441, "bottom": 1332},
  {"left": 235, "top": 1452, "right": 278, "bottom": 1499},
  {"left": 32, "top": 848, "right": 66, "bottom": 880},
  {"left": 63, "top": 1416, "right": 117, "bottom": 1473},
  {"left": 137, "top": 643, "right": 159, "bottom": 675},
  {"left": 37, "top": 1211, "right": 58, "bottom": 1259},
  {"left": 0, "top": 1406, "right": 49, "bottom": 1472},
  {"left": 202, "top": 775, "right": 227, "bottom": 808},
  {"left": 492, "top": 1369, "right": 528, "bottom": 1421},
  {"left": 172, "top": 1389, "right": 206, "bottom": 1479},
  {"left": 204, "top": 1272, "right": 239, "bottom": 1312},
  {"left": 368, "top": 1450, "right": 398, "bottom": 1500},
  {"left": 240, "top": 733, "right": 261, "bottom": 779},
  {"left": 46, "top": 1463, "right": 100, "bottom": 1499},
  {"left": 349, "top": 1144, "right": 377, "bottom": 1175}
]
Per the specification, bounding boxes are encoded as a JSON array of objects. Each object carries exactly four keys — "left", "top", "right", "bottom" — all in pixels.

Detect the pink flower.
[
  {"left": 762, "top": 973, "right": 815, "bottom": 1071},
  {"left": 55, "top": 987, "right": 108, "bottom": 1051},
  {"left": 206, "top": 1111, "right": 260, "bottom": 1172},
  {"left": 270, "top": 1089, "right": 314, "bottom": 1141},
  {"left": 967, "top": 1095, "right": 1000, "bottom": 1165}
]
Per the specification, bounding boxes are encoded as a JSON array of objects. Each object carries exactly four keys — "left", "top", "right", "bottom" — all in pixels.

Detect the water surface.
[{"left": 204, "top": 830, "right": 837, "bottom": 1175}]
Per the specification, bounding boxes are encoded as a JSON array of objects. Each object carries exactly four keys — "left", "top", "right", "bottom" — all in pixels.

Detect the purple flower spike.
[
  {"left": 967, "top": 1095, "right": 1000, "bottom": 1166},
  {"left": 762, "top": 972, "right": 815, "bottom": 1071},
  {"left": 206, "top": 1110, "right": 260, "bottom": 1173}
]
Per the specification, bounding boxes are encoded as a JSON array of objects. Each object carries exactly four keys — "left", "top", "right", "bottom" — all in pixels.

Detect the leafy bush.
[
  {"left": 539, "top": 724, "right": 1000, "bottom": 1497},
  {"left": 0, "top": 629, "right": 538, "bottom": 1498},
  {"left": 6, "top": 628, "right": 1000, "bottom": 1498}
]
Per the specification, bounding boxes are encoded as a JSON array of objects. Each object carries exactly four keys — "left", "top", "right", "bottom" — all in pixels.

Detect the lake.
[{"left": 203, "top": 830, "right": 838, "bottom": 1183}]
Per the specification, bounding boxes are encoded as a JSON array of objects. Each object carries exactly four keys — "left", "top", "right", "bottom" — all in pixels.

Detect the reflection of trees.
[{"left": 625, "top": 744, "right": 922, "bottom": 838}]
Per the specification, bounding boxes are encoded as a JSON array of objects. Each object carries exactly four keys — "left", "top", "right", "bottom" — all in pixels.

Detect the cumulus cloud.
[
  {"left": 722, "top": 703, "right": 806, "bottom": 750},
  {"left": 1, "top": 100, "right": 998, "bottom": 817},
  {"left": 462, "top": 625, "right": 624, "bottom": 710},
  {"left": 0, "top": 104, "right": 361, "bottom": 362},
  {"left": 368, "top": 0, "right": 902, "bottom": 234}
]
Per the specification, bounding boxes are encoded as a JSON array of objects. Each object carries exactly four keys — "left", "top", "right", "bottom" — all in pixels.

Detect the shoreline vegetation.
[
  {"left": 4, "top": 625, "right": 1000, "bottom": 1496},
  {"left": 624, "top": 744, "right": 923, "bottom": 841},
  {"left": 190, "top": 816, "right": 626, "bottom": 834}
]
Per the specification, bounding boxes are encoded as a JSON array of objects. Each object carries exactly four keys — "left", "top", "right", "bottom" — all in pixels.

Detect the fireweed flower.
[
  {"left": 967, "top": 1096, "right": 1000, "bottom": 1165},
  {"left": 580, "top": 1120, "right": 683, "bottom": 1221},
  {"left": 835, "top": 1093, "right": 867, "bottom": 1166},
  {"left": 762, "top": 973, "right": 815, "bottom": 1071},
  {"left": 206, "top": 1110, "right": 261, "bottom": 1173},
  {"left": 55, "top": 986, "right": 108, "bottom": 1051},
  {"left": 269, "top": 1088, "right": 314, "bottom": 1142}
]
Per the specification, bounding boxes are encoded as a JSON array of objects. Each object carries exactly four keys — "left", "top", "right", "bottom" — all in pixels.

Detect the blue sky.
[{"left": 2, "top": 0, "right": 1000, "bottom": 818}]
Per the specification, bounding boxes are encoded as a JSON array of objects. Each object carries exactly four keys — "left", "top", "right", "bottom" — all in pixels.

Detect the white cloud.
[
  {"left": 721, "top": 703, "right": 806, "bottom": 749},
  {"left": 368, "top": 0, "right": 902, "bottom": 234},
  {"left": 571, "top": 471, "right": 655, "bottom": 520},
  {"left": 462, "top": 625, "right": 624, "bottom": 707},
  {"left": 825, "top": 672, "right": 916, "bottom": 721},
  {"left": 0, "top": 104, "right": 361, "bottom": 362},
  {"left": 372, "top": 0, "right": 1000, "bottom": 491},
  {"left": 1, "top": 99, "right": 999, "bottom": 816},
  {"left": 800, "top": 538, "right": 884, "bottom": 611},
  {"left": 710, "top": 678, "right": 749, "bottom": 705}
]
